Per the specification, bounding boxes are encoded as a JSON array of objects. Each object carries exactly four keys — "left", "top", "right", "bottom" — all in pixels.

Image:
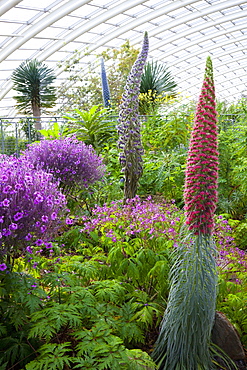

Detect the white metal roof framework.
[{"left": 0, "top": 0, "right": 246, "bottom": 116}]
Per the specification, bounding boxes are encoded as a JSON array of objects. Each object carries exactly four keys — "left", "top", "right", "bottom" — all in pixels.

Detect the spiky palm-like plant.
[
  {"left": 139, "top": 60, "right": 177, "bottom": 114},
  {"left": 117, "top": 32, "right": 149, "bottom": 202},
  {"left": 152, "top": 56, "right": 219, "bottom": 370},
  {"left": 11, "top": 59, "right": 56, "bottom": 130}
]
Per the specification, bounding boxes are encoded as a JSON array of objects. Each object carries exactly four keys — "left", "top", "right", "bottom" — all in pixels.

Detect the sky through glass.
[{"left": 0, "top": 0, "right": 246, "bottom": 117}]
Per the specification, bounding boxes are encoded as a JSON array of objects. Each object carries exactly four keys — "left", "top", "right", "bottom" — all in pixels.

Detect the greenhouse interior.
[{"left": 0, "top": 0, "right": 247, "bottom": 369}]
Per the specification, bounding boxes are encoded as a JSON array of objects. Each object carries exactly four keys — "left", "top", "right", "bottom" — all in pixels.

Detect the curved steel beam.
[
  {"left": 0, "top": 0, "right": 91, "bottom": 63},
  {"left": 129, "top": 0, "right": 246, "bottom": 46},
  {"left": 37, "top": 0, "right": 156, "bottom": 61},
  {"left": 0, "top": 0, "right": 22, "bottom": 17},
  {"left": 149, "top": 12, "right": 247, "bottom": 53},
  {"left": 80, "top": 0, "right": 200, "bottom": 53},
  {"left": 181, "top": 61, "right": 247, "bottom": 85},
  {"left": 171, "top": 34, "right": 247, "bottom": 75},
  {"left": 0, "top": 0, "right": 147, "bottom": 100}
]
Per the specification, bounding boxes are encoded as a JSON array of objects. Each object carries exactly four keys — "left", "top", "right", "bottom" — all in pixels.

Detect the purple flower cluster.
[
  {"left": 184, "top": 56, "right": 218, "bottom": 234},
  {"left": 23, "top": 137, "right": 105, "bottom": 192},
  {"left": 214, "top": 215, "right": 247, "bottom": 273},
  {"left": 117, "top": 32, "right": 149, "bottom": 200},
  {"left": 81, "top": 196, "right": 183, "bottom": 244},
  {"left": 0, "top": 156, "right": 67, "bottom": 254}
]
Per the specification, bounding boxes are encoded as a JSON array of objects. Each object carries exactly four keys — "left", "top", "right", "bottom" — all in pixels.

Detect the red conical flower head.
[{"left": 184, "top": 56, "right": 218, "bottom": 235}]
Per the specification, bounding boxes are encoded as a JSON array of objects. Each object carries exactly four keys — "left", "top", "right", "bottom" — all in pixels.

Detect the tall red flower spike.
[{"left": 184, "top": 56, "right": 219, "bottom": 235}]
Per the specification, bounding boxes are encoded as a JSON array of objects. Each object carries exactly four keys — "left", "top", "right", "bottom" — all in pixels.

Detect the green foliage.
[
  {"left": 20, "top": 118, "right": 37, "bottom": 141},
  {"left": 216, "top": 100, "right": 247, "bottom": 218},
  {"left": 0, "top": 135, "right": 18, "bottom": 155},
  {"left": 139, "top": 60, "right": 177, "bottom": 114},
  {"left": 140, "top": 61, "right": 177, "bottom": 97},
  {"left": 217, "top": 277, "right": 247, "bottom": 347},
  {"left": 0, "top": 271, "right": 44, "bottom": 369},
  {"left": 39, "top": 121, "right": 64, "bottom": 139},
  {"left": 25, "top": 273, "right": 157, "bottom": 369},
  {"left": 137, "top": 112, "right": 191, "bottom": 203},
  {"left": 140, "top": 149, "right": 186, "bottom": 203},
  {"left": 152, "top": 233, "right": 218, "bottom": 370},
  {"left": 1, "top": 235, "right": 162, "bottom": 369},
  {"left": 232, "top": 220, "right": 247, "bottom": 250},
  {"left": 141, "top": 112, "right": 191, "bottom": 152},
  {"left": 57, "top": 40, "right": 139, "bottom": 112},
  {"left": 29, "top": 302, "right": 83, "bottom": 340},
  {"left": 72, "top": 322, "right": 157, "bottom": 369},
  {"left": 25, "top": 343, "right": 72, "bottom": 370},
  {"left": 63, "top": 105, "right": 117, "bottom": 151}
]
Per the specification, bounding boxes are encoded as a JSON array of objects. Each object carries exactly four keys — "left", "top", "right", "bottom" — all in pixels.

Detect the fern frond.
[
  {"left": 25, "top": 342, "right": 72, "bottom": 370},
  {"left": 28, "top": 303, "right": 82, "bottom": 340},
  {"left": 0, "top": 324, "right": 7, "bottom": 337},
  {"left": 126, "top": 349, "right": 157, "bottom": 369},
  {"left": 90, "top": 279, "right": 126, "bottom": 304},
  {"left": 60, "top": 259, "right": 101, "bottom": 282}
]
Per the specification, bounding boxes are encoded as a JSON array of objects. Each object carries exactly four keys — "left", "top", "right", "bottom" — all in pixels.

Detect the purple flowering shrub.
[
  {"left": 23, "top": 136, "right": 105, "bottom": 193},
  {"left": 0, "top": 155, "right": 67, "bottom": 257}
]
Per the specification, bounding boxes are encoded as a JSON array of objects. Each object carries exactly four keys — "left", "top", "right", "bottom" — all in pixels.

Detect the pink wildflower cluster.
[
  {"left": 184, "top": 56, "right": 219, "bottom": 234},
  {"left": 214, "top": 215, "right": 247, "bottom": 274},
  {"left": 81, "top": 196, "right": 183, "bottom": 244}
]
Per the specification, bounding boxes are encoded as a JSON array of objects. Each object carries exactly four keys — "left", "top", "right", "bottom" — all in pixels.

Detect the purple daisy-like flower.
[{"left": 0, "top": 263, "right": 7, "bottom": 271}]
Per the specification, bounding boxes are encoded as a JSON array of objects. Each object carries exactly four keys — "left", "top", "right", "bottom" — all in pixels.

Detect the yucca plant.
[
  {"left": 152, "top": 56, "right": 219, "bottom": 369},
  {"left": 139, "top": 60, "right": 177, "bottom": 114},
  {"left": 11, "top": 59, "right": 56, "bottom": 130}
]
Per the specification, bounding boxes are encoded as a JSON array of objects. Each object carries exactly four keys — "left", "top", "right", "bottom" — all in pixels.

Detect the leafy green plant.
[
  {"left": 25, "top": 273, "right": 157, "bottom": 369},
  {"left": 39, "top": 121, "right": 64, "bottom": 139},
  {"left": 141, "top": 112, "right": 191, "bottom": 153},
  {"left": 139, "top": 60, "right": 177, "bottom": 115},
  {"left": 25, "top": 343, "right": 72, "bottom": 370},
  {"left": 0, "top": 270, "right": 44, "bottom": 370},
  {"left": 63, "top": 105, "right": 117, "bottom": 151},
  {"left": 217, "top": 277, "right": 247, "bottom": 347},
  {"left": 140, "top": 148, "right": 186, "bottom": 203},
  {"left": 57, "top": 40, "right": 139, "bottom": 112},
  {"left": 20, "top": 118, "right": 37, "bottom": 142}
]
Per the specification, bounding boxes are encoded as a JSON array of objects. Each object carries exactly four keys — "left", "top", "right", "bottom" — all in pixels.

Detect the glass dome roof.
[{"left": 0, "top": 0, "right": 246, "bottom": 116}]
